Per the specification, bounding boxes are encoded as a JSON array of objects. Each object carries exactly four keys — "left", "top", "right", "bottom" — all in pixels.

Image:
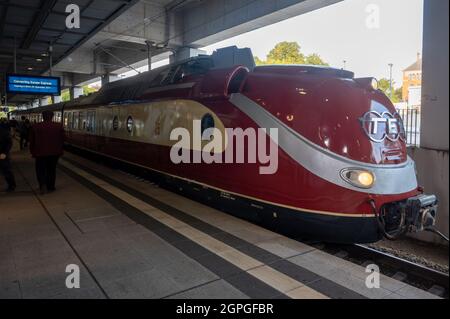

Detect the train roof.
[
  {"left": 13, "top": 46, "right": 257, "bottom": 115},
  {"left": 13, "top": 46, "right": 355, "bottom": 116},
  {"left": 254, "top": 65, "right": 354, "bottom": 78}
]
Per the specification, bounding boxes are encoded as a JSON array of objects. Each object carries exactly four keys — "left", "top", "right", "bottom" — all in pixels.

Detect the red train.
[{"left": 15, "top": 46, "right": 438, "bottom": 243}]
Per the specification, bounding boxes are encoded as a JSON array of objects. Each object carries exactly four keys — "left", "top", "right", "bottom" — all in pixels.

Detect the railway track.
[{"left": 311, "top": 242, "right": 449, "bottom": 298}]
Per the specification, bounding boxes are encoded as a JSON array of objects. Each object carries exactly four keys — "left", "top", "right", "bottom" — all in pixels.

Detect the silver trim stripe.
[{"left": 229, "top": 93, "right": 417, "bottom": 195}]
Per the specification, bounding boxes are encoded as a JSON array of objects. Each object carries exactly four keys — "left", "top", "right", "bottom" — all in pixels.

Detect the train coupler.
[
  {"left": 374, "top": 194, "right": 438, "bottom": 240},
  {"left": 404, "top": 194, "right": 438, "bottom": 232}
]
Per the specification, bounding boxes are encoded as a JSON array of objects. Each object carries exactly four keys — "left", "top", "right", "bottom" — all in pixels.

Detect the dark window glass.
[
  {"left": 173, "top": 59, "right": 213, "bottom": 84},
  {"left": 150, "top": 68, "right": 171, "bottom": 87},
  {"left": 112, "top": 116, "right": 119, "bottom": 131},
  {"left": 126, "top": 116, "right": 133, "bottom": 133},
  {"left": 201, "top": 113, "right": 215, "bottom": 138},
  {"left": 73, "top": 112, "right": 78, "bottom": 129}
]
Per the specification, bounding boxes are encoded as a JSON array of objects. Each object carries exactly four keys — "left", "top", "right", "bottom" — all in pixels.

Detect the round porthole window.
[
  {"left": 126, "top": 116, "right": 133, "bottom": 133},
  {"left": 112, "top": 116, "right": 119, "bottom": 130},
  {"left": 201, "top": 113, "right": 215, "bottom": 138}
]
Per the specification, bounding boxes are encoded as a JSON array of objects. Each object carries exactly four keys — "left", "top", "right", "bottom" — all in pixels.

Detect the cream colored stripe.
[{"left": 60, "top": 159, "right": 328, "bottom": 299}]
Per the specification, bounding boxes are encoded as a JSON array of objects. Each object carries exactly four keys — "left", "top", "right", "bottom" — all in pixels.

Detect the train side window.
[
  {"left": 87, "top": 111, "right": 96, "bottom": 133},
  {"left": 126, "top": 116, "right": 133, "bottom": 133},
  {"left": 73, "top": 112, "right": 78, "bottom": 130},
  {"left": 172, "top": 59, "right": 213, "bottom": 84},
  {"left": 79, "top": 112, "right": 86, "bottom": 130},
  {"left": 86, "top": 112, "right": 90, "bottom": 132},
  {"left": 92, "top": 111, "right": 96, "bottom": 133},
  {"left": 112, "top": 116, "right": 119, "bottom": 131},
  {"left": 68, "top": 112, "right": 73, "bottom": 129},
  {"left": 150, "top": 68, "right": 171, "bottom": 87},
  {"left": 63, "top": 113, "right": 69, "bottom": 128},
  {"left": 201, "top": 113, "right": 215, "bottom": 139},
  {"left": 160, "top": 65, "right": 180, "bottom": 86}
]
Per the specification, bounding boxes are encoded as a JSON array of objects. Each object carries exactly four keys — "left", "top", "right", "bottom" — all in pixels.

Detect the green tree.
[
  {"left": 61, "top": 89, "right": 70, "bottom": 102},
  {"left": 83, "top": 85, "right": 99, "bottom": 96},
  {"left": 377, "top": 78, "right": 392, "bottom": 95},
  {"left": 304, "top": 53, "right": 328, "bottom": 66},
  {"left": 393, "top": 87, "right": 403, "bottom": 103},
  {"left": 253, "top": 41, "right": 328, "bottom": 66},
  {"left": 377, "top": 78, "right": 403, "bottom": 103},
  {"left": 266, "top": 41, "right": 305, "bottom": 64}
]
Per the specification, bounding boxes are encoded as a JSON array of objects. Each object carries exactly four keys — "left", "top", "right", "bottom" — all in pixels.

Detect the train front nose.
[{"left": 319, "top": 79, "right": 442, "bottom": 241}]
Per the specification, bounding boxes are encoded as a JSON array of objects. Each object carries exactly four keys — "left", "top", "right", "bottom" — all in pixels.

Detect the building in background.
[
  {"left": 402, "top": 53, "right": 422, "bottom": 104},
  {"left": 408, "top": 85, "right": 422, "bottom": 109},
  {"left": 396, "top": 53, "right": 423, "bottom": 147}
]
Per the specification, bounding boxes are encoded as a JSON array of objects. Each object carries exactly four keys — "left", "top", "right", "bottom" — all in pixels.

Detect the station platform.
[{"left": 0, "top": 146, "right": 440, "bottom": 299}]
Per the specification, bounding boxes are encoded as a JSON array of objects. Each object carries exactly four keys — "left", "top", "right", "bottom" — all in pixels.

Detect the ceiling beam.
[
  {"left": 21, "top": 0, "right": 58, "bottom": 49},
  {"left": 5, "top": 21, "right": 89, "bottom": 36},
  {"left": 52, "top": 0, "right": 140, "bottom": 67}
]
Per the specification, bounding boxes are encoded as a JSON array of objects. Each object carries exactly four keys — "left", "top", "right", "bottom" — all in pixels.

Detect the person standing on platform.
[
  {"left": 29, "top": 111, "right": 64, "bottom": 194},
  {"left": 0, "top": 119, "right": 16, "bottom": 192},
  {"left": 19, "top": 116, "right": 31, "bottom": 150},
  {"left": 9, "top": 117, "right": 18, "bottom": 138}
]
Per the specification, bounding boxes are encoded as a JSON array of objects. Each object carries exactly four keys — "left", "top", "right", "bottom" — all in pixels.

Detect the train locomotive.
[{"left": 14, "top": 46, "right": 439, "bottom": 243}]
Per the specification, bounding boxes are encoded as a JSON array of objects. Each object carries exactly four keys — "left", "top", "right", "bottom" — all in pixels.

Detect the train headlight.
[{"left": 340, "top": 168, "right": 375, "bottom": 189}]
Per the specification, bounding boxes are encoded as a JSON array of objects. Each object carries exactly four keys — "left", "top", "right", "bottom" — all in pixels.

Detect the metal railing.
[{"left": 397, "top": 108, "right": 420, "bottom": 147}]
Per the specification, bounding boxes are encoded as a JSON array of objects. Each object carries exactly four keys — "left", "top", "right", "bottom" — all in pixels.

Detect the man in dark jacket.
[
  {"left": 30, "top": 111, "right": 64, "bottom": 194},
  {"left": 19, "top": 116, "right": 31, "bottom": 150},
  {"left": 0, "top": 120, "right": 16, "bottom": 192}
]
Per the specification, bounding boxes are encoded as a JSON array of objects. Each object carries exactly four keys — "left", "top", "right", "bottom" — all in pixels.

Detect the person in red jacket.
[{"left": 30, "top": 111, "right": 64, "bottom": 194}]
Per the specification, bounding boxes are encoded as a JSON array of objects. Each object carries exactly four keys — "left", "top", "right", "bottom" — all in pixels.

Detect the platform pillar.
[
  {"left": 101, "top": 73, "right": 119, "bottom": 87},
  {"left": 69, "top": 86, "right": 83, "bottom": 100},
  {"left": 408, "top": 0, "right": 449, "bottom": 244}
]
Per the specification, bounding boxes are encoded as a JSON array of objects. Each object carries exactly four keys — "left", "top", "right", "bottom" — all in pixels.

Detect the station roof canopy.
[
  {"left": 1, "top": 0, "right": 343, "bottom": 106},
  {"left": 0, "top": 0, "right": 138, "bottom": 102}
]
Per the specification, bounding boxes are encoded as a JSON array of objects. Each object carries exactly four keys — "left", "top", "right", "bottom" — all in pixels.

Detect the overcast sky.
[{"left": 201, "top": 0, "right": 424, "bottom": 88}]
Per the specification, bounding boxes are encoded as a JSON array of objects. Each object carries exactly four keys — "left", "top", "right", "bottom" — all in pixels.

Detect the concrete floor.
[{"left": 0, "top": 146, "right": 441, "bottom": 299}]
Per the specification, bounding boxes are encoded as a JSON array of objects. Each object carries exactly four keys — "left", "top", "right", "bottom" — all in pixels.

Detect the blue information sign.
[{"left": 6, "top": 74, "right": 61, "bottom": 95}]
